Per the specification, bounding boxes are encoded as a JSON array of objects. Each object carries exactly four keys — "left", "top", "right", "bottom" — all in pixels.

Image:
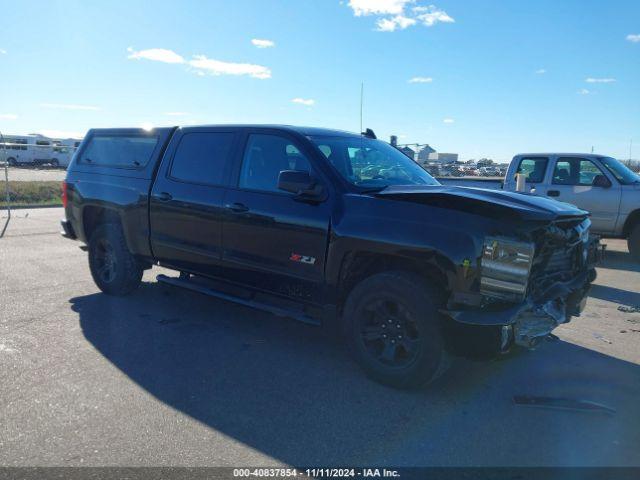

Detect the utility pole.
[{"left": 1, "top": 130, "right": 11, "bottom": 238}]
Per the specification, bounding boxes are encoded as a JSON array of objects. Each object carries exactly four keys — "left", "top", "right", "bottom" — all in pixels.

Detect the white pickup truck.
[{"left": 441, "top": 153, "right": 640, "bottom": 260}]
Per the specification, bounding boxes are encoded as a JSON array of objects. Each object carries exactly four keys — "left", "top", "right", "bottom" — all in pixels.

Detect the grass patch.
[{"left": 0, "top": 181, "right": 62, "bottom": 207}]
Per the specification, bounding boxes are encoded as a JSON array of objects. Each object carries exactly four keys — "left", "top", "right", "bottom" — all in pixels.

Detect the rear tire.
[
  {"left": 628, "top": 224, "right": 640, "bottom": 262},
  {"left": 88, "top": 223, "right": 143, "bottom": 295},
  {"left": 51, "top": 159, "right": 59, "bottom": 167},
  {"left": 7, "top": 157, "right": 16, "bottom": 166},
  {"left": 343, "top": 271, "right": 447, "bottom": 389}
]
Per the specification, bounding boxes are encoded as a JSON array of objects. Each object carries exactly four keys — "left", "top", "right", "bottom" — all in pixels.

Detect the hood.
[{"left": 373, "top": 185, "right": 588, "bottom": 222}]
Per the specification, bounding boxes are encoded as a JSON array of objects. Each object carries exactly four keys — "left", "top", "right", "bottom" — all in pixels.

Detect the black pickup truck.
[{"left": 61, "top": 125, "right": 600, "bottom": 388}]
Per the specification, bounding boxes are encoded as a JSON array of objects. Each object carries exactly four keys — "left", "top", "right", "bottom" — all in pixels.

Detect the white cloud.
[
  {"left": 626, "top": 34, "right": 640, "bottom": 43},
  {"left": 585, "top": 77, "right": 616, "bottom": 83},
  {"left": 128, "top": 47, "right": 272, "bottom": 80},
  {"left": 413, "top": 5, "right": 455, "bottom": 26},
  {"left": 40, "top": 103, "right": 100, "bottom": 111},
  {"left": 535, "top": 69, "right": 546, "bottom": 74},
  {"left": 348, "top": 0, "right": 412, "bottom": 16},
  {"left": 0, "top": 49, "right": 6, "bottom": 54},
  {"left": 127, "top": 48, "right": 185, "bottom": 64},
  {"left": 577, "top": 88, "right": 591, "bottom": 95},
  {"left": 443, "top": 118, "right": 455, "bottom": 124},
  {"left": 189, "top": 55, "right": 271, "bottom": 79},
  {"left": 0, "top": 113, "right": 18, "bottom": 120},
  {"left": 408, "top": 76, "right": 433, "bottom": 83},
  {"left": 348, "top": 1, "right": 453, "bottom": 31},
  {"left": 292, "top": 98, "right": 315, "bottom": 106},
  {"left": 376, "top": 15, "right": 416, "bottom": 31},
  {"left": 252, "top": 39, "right": 275, "bottom": 48},
  {"left": 164, "top": 112, "right": 189, "bottom": 116}
]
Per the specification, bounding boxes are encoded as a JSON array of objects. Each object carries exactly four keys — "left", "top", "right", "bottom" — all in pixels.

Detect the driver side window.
[{"left": 239, "top": 134, "right": 312, "bottom": 193}]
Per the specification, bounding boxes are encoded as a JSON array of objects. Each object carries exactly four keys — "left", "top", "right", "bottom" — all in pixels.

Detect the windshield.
[
  {"left": 309, "top": 135, "right": 440, "bottom": 189},
  {"left": 600, "top": 157, "right": 640, "bottom": 185}
]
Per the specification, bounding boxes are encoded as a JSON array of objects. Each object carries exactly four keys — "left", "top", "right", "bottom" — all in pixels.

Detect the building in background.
[
  {"left": 417, "top": 145, "right": 436, "bottom": 163},
  {"left": 427, "top": 152, "right": 458, "bottom": 164},
  {"left": 399, "top": 146, "right": 416, "bottom": 160}
]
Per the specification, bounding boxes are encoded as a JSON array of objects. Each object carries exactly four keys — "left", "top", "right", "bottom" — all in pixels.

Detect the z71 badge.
[{"left": 289, "top": 253, "right": 316, "bottom": 265}]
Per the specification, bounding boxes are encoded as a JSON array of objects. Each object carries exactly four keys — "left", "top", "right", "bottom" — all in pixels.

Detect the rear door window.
[
  {"left": 553, "top": 157, "right": 605, "bottom": 186},
  {"left": 169, "top": 132, "right": 236, "bottom": 186},
  {"left": 515, "top": 157, "right": 548, "bottom": 183},
  {"left": 80, "top": 135, "right": 158, "bottom": 168}
]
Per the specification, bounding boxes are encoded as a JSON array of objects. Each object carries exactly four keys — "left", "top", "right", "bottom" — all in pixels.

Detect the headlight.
[{"left": 481, "top": 237, "right": 534, "bottom": 301}]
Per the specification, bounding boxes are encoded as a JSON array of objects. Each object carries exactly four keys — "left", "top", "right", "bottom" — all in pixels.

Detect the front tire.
[
  {"left": 88, "top": 223, "right": 143, "bottom": 295},
  {"left": 343, "top": 271, "right": 447, "bottom": 389},
  {"left": 628, "top": 224, "right": 640, "bottom": 262},
  {"left": 7, "top": 157, "right": 16, "bottom": 166}
]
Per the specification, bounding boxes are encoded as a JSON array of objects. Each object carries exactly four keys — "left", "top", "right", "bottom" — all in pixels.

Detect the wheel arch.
[
  {"left": 622, "top": 209, "right": 640, "bottom": 237},
  {"left": 336, "top": 250, "right": 452, "bottom": 311},
  {"left": 81, "top": 205, "right": 124, "bottom": 242}
]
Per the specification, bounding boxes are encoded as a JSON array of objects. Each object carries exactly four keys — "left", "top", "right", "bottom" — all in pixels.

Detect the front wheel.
[
  {"left": 343, "top": 271, "right": 447, "bottom": 389},
  {"left": 50, "top": 159, "right": 59, "bottom": 167},
  {"left": 628, "top": 224, "right": 640, "bottom": 262},
  {"left": 88, "top": 223, "right": 143, "bottom": 295},
  {"left": 7, "top": 157, "right": 16, "bottom": 166}
]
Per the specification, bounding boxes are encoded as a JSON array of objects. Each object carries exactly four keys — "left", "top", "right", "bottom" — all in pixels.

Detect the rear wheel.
[
  {"left": 343, "top": 271, "right": 447, "bottom": 389},
  {"left": 628, "top": 224, "right": 640, "bottom": 261},
  {"left": 88, "top": 223, "right": 143, "bottom": 295},
  {"left": 50, "top": 159, "right": 59, "bottom": 167},
  {"left": 7, "top": 157, "right": 16, "bottom": 166}
]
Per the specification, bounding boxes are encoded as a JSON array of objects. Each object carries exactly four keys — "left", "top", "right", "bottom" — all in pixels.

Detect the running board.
[{"left": 156, "top": 274, "right": 320, "bottom": 326}]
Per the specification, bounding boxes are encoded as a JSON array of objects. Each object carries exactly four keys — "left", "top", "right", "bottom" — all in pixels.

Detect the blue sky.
[{"left": 0, "top": 0, "right": 638, "bottom": 161}]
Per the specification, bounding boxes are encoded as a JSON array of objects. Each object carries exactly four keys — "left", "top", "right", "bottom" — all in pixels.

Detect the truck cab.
[{"left": 504, "top": 153, "right": 640, "bottom": 259}]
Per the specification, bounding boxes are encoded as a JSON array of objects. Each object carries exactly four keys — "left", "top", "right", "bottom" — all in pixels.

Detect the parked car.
[
  {"left": 503, "top": 154, "right": 640, "bottom": 260},
  {"left": 61, "top": 127, "right": 600, "bottom": 388}
]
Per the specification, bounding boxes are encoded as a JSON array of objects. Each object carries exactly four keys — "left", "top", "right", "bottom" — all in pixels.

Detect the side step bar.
[{"left": 156, "top": 274, "right": 320, "bottom": 326}]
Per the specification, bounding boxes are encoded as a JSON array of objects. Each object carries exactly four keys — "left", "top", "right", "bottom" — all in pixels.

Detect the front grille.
[
  {"left": 544, "top": 248, "right": 576, "bottom": 274},
  {"left": 528, "top": 218, "right": 590, "bottom": 299}
]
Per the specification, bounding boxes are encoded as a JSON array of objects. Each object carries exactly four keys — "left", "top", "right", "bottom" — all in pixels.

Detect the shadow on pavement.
[
  {"left": 589, "top": 284, "right": 640, "bottom": 306},
  {"left": 600, "top": 249, "right": 640, "bottom": 273},
  {"left": 70, "top": 282, "right": 640, "bottom": 466}
]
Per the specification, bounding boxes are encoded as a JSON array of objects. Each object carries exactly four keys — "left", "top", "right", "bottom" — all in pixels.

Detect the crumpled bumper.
[{"left": 445, "top": 268, "right": 596, "bottom": 348}]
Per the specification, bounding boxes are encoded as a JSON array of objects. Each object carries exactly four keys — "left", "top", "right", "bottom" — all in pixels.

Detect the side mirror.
[
  {"left": 593, "top": 174, "right": 611, "bottom": 188},
  {"left": 277, "top": 170, "right": 326, "bottom": 202}
]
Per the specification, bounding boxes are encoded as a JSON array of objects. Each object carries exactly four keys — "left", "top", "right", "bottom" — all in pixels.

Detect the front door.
[
  {"left": 149, "top": 128, "right": 239, "bottom": 276},
  {"left": 547, "top": 156, "right": 621, "bottom": 233},
  {"left": 221, "top": 132, "right": 331, "bottom": 304}
]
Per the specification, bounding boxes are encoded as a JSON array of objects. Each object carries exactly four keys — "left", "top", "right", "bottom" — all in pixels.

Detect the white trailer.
[{"left": 1, "top": 134, "right": 80, "bottom": 167}]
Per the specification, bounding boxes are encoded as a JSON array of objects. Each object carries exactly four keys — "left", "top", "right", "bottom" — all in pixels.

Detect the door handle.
[
  {"left": 155, "top": 192, "right": 173, "bottom": 202},
  {"left": 225, "top": 202, "right": 249, "bottom": 213},
  {"left": 547, "top": 190, "right": 560, "bottom": 197}
]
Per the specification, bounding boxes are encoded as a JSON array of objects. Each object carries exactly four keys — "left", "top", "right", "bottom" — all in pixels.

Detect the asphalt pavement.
[{"left": 1, "top": 208, "right": 639, "bottom": 466}]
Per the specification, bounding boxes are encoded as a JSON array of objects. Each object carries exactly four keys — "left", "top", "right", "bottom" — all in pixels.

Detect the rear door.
[
  {"left": 220, "top": 130, "right": 332, "bottom": 304},
  {"left": 149, "top": 127, "right": 239, "bottom": 276},
  {"left": 546, "top": 156, "right": 621, "bottom": 233}
]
